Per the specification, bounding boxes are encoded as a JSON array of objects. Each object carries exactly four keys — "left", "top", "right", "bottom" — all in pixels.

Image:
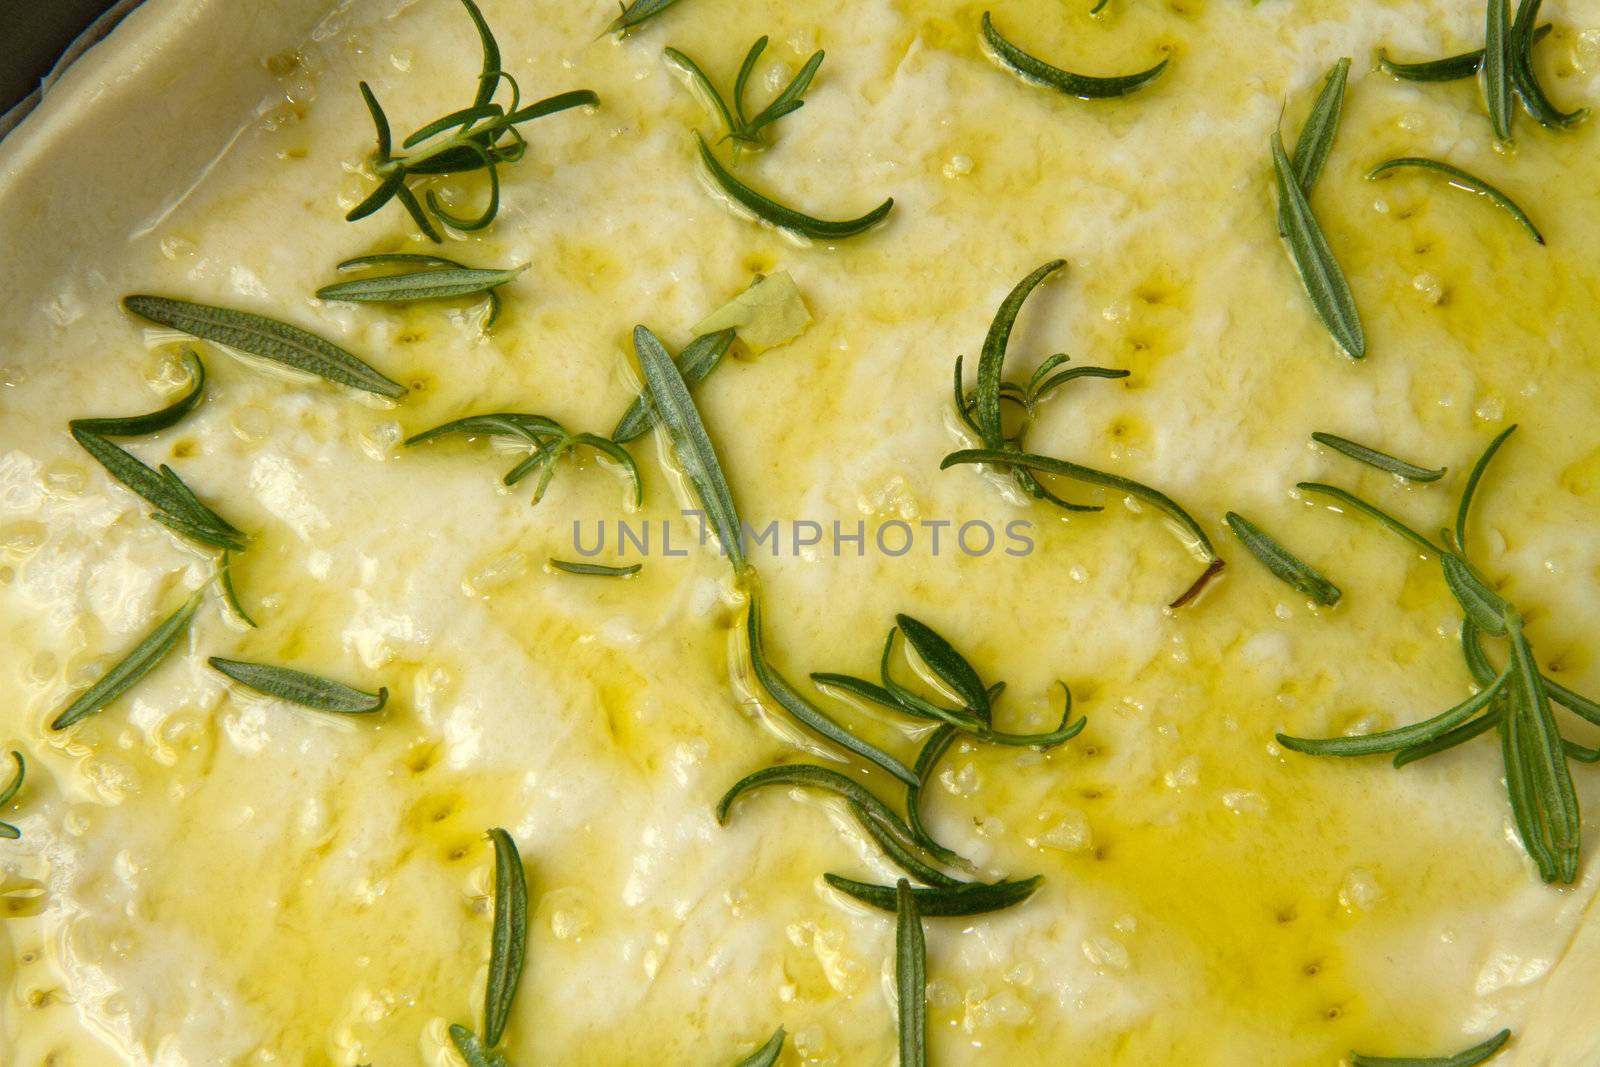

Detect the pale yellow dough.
[{"left": 2, "top": 0, "right": 1600, "bottom": 1064}]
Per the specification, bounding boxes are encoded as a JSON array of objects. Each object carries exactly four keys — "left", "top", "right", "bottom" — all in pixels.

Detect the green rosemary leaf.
[
  {"left": 1277, "top": 665, "right": 1507, "bottom": 756},
  {"left": 608, "top": 0, "right": 687, "bottom": 34},
  {"left": 483, "top": 827, "right": 528, "bottom": 1048},
  {"left": 504, "top": 89, "right": 601, "bottom": 126},
  {"left": 665, "top": 48, "right": 738, "bottom": 136},
  {"left": 611, "top": 330, "right": 736, "bottom": 444},
  {"left": 359, "top": 81, "right": 393, "bottom": 160},
  {"left": 1290, "top": 58, "right": 1351, "bottom": 197},
  {"left": 405, "top": 412, "right": 567, "bottom": 448},
  {"left": 71, "top": 349, "right": 206, "bottom": 437},
  {"left": 460, "top": 0, "right": 501, "bottom": 110},
  {"left": 426, "top": 148, "right": 501, "bottom": 231},
  {"left": 0, "top": 751, "right": 24, "bottom": 840},
  {"left": 825, "top": 873, "right": 1042, "bottom": 917},
  {"left": 448, "top": 1024, "right": 500, "bottom": 1067},
  {"left": 208, "top": 658, "right": 387, "bottom": 714},
  {"left": 716, "top": 763, "right": 949, "bottom": 882},
  {"left": 941, "top": 447, "right": 1218, "bottom": 569},
  {"left": 394, "top": 183, "right": 444, "bottom": 242},
  {"left": 52, "top": 590, "right": 202, "bottom": 730},
  {"left": 1295, "top": 482, "right": 1440, "bottom": 556},
  {"left": 981, "top": 12, "right": 1168, "bottom": 100},
  {"left": 1031, "top": 365, "right": 1129, "bottom": 402},
  {"left": 895, "top": 615, "right": 991, "bottom": 717},
  {"left": 549, "top": 558, "right": 641, "bottom": 577},
  {"left": 695, "top": 133, "right": 894, "bottom": 240},
  {"left": 975, "top": 260, "right": 1066, "bottom": 452},
  {"left": 1367, "top": 157, "right": 1544, "bottom": 244},
  {"left": 1310, "top": 432, "right": 1446, "bottom": 482},
  {"left": 404, "top": 103, "right": 504, "bottom": 150},
  {"left": 218, "top": 552, "right": 258, "bottom": 629},
  {"left": 1379, "top": 25, "right": 1549, "bottom": 82},
  {"left": 1455, "top": 425, "right": 1517, "bottom": 552},
  {"left": 70, "top": 429, "right": 244, "bottom": 549},
  {"left": 1501, "top": 691, "right": 1559, "bottom": 881},
  {"left": 1225, "top": 511, "right": 1341, "bottom": 605},
  {"left": 317, "top": 263, "right": 526, "bottom": 303},
  {"left": 895, "top": 880, "right": 928, "bottom": 1067},
  {"left": 1508, "top": 617, "right": 1580, "bottom": 877},
  {"left": 1440, "top": 552, "right": 1511, "bottom": 636},
  {"left": 634, "top": 324, "right": 746, "bottom": 573},
  {"left": 729, "top": 1027, "right": 785, "bottom": 1067},
  {"left": 879, "top": 630, "right": 987, "bottom": 729},
  {"left": 1484, "top": 0, "right": 1514, "bottom": 142},
  {"left": 809, "top": 672, "right": 906, "bottom": 713},
  {"left": 1351, "top": 1028, "right": 1511, "bottom": 1067},
  {"left": 732, "top": 38, "right": 765, "bottom": 128},
  {"left": 1270, "top": 132, "right": 1365, "bottom": 360},
  {"left": 1510, "top": 0, "right": 1586, "bottom": 128},
  {"left": 907, "top": 726, "right": 971, "bottom": 870},
  {"left": 123, "top": 295, "right": 405, "bottom": 398}
]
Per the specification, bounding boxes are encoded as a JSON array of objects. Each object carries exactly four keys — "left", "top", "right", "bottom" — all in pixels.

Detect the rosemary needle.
[
  {"left": 483, "top": 828, "right": 528, "bottom": 1049},
  {"left": 1270, "top": 131, "right": 1365, "bottom": 360},
  {"left": 729, "top": 1028, "right": 786, "bottom": 1067},
  {"left": 896, "top": 880, "right": 928, "bottom": 1067},
  {"left": 0, "top": 752, "right": 25, "bottom": 840},
  {"left": 981, "top": 12, "right": 1168, "bottom": 100},
  {"left": 1351, "top": 1028, "right": 1511, "bottom": 1067},
  {"left": 549, "top": 559, "right": 641, "bottom": 577},
  {"left": 207, "top": 658, "right": 387, "bottom": 714},
  {"left": 1225, "top": 512, "right": 1342, "bottom": 606},
  {"left": 123, "top": 295, "right": 406, "bottom": 398},
  {"left": 825, "top": 874, "right": 1042, "bottom": 917},
  {"left": 51, "top": 589, "right": 203, "bottom": 730},
  {"left": 695, "top": 133, "right": 894, "bottom": 240},
  {"left": 1367, "top": 157, "right": 1544, "bottom": 244},
  {"left": 1484, "top": 0, "right": 1515, "bottom": 142},
  {"left": 1311, "top": 432, "right": 1446, "bottom": 482},
  {"left": 1379, "top": 24, "right": 1550, "bottom": 82},
  {"left": 608, "top": 0, "right": 687, "bottom": 34}
]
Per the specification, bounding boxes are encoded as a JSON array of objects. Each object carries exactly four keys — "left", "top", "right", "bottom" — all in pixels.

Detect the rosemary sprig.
[
  {"left": 406, "top": 413, "right": 641, "bottom": 509},
  {"left": 1277, "top": 58, "right": 1350, "bottom": 236},
  {"left": 550, "top": 559, "right": 641, "bottom": 577},
  {"left": 207, "top": 658, "right": 387, "bottom": 714},
  {"left": 608, "top": 0, "right": 687, "bottom": 35},
  {"left": 634, "top": 325, "right": 747, "bottom": 572},
  {"left": 218, "top": 552, "right": 258, "bottom": 628},
  {"left": 1352, "top": 1028, "right": 1511, "bottom": 1067},
  {"left": 1287, "top": 427, "right": 1599, "bottom": 883},
  {"left": 666, "top": 38, "right": 824, "bottom": 153},
  {"left": 51, "top": 588, "right": 203, "bottom": 730},
  {"left": 611, "top": 329, "right": 736, "bottom": 444},
  {"left": 729, "top": 1028, "right": 786, "bottom": 1067},
  {"left": 1225, "top": 511, "right": 1342, "bottom": 606},
  {"left": 70, "top": 350, "right": 247, "bottom": 552},
  {"left": 349, "top": 0, "right": 597, "bottom": 240},
  {"left": 1484, "top": 0, "right": 1515, "bottom": 141},
  {"left": 695, "top": 133, "right": 894, "bottom": 240},
  {"left": 1379, "top": 24, "right": 1550, "bottom": 81},
  {"left": 896, "top": 880, "right": 928, "bottom": 1067},
  {"left": 1510, "top": 0, "right": 1588, "bottom": 128},
  {"left": 0, "top": 752, "right": 24, "bottom": 840},
  {"left": 1312, "top": 432, "right": 1446, "bottom": 482},
  {"left": 1367, "top": 157, "right": 1544, "bottom": 244},
  {"left": 825, "top": 873, "right": 1042, "bottom": 917},
  {"left": 318, "top": 254, "right": 526, "bottom": 327},
  {"left": 948, "top": 261, "right": 1217, "bottom": 604},
  {"left": 981, "top": 12, "right": 1168, "bottom": 100},
  {"left": 124, "top": 295, "right": 406, "bottom": 398},
  {"left": 1270, "top": 130, "right": 1365, "bottom": 360}
]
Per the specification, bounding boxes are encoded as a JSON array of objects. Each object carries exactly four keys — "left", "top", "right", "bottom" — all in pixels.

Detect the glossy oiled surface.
[{"left": 2, "top": 0, "right": 1600, "bottom": 1064}]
